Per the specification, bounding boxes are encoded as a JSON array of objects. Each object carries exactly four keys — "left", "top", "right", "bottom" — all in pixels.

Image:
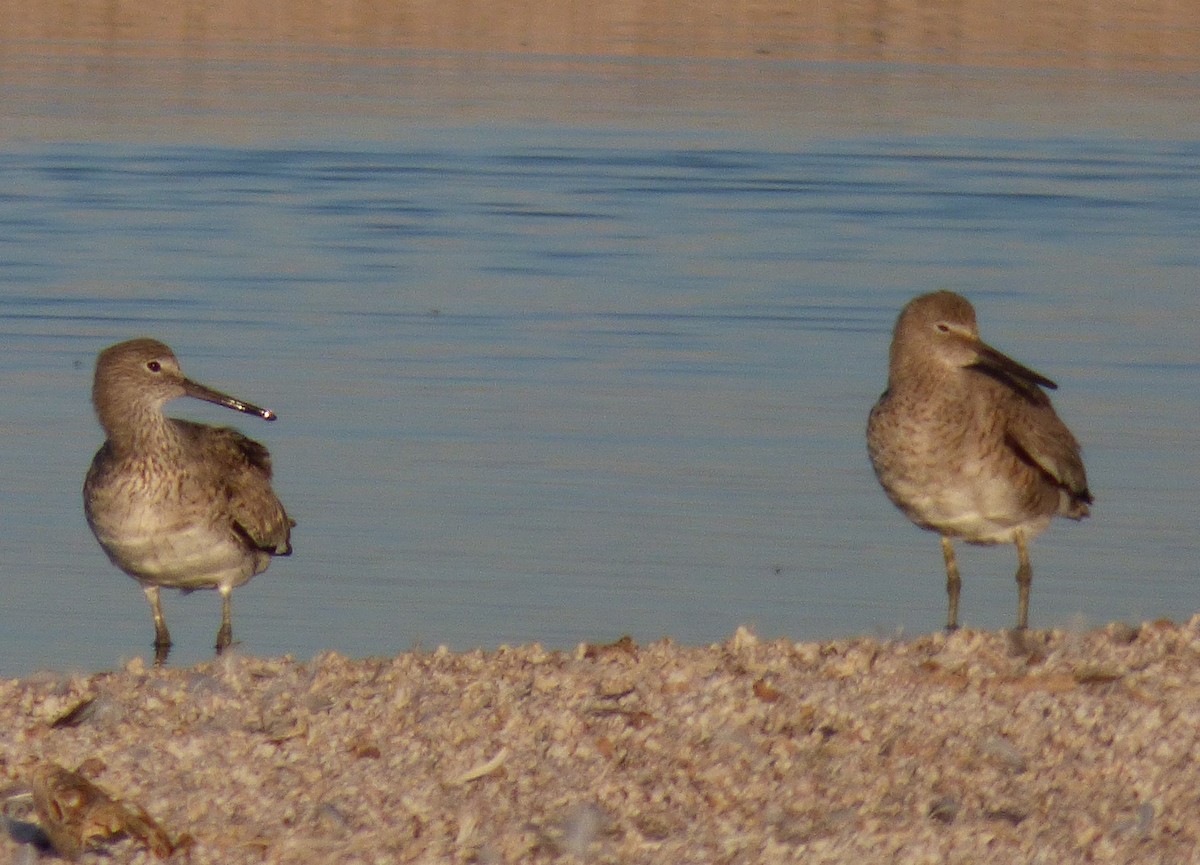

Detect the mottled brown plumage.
[
  {"left": 84, "top": 338, "right": 293, "bottom": 661},
  {"left": 867, "top": 292, "right": 1091, "bottom": 630}
]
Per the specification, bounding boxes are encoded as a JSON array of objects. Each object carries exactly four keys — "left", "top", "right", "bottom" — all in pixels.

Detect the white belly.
[
  {"left": 88, "top": 497, "right": 261, "bottom": 591},
  {"left": 888, "top": 475, "right": 1052, "bottom": 545}
]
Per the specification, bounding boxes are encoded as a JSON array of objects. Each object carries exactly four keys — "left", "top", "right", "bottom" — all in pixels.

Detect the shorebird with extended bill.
[
  {"left": 83, "top": 338, "right": 294, "bottom": 661},
  {"left": 867, "top": 291, "right": 1091, "bottom": 630}
]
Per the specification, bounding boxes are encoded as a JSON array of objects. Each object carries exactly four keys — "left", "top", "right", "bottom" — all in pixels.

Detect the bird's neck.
[{"left": 100, "top": 406, "right": 185, "bottom": 459}]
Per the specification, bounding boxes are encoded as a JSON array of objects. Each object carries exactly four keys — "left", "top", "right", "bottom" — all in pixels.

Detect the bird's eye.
[
  {"left": 935, "top": 323, "right": 950, "bottom": 333},
  {"left": 147, "top": 360, "right": 162, "bottom": 373}
]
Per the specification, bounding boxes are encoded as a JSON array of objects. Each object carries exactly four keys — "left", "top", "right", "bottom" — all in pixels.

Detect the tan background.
[{"left": 2, "top": 0, "right": 1199, "bottom": 71}]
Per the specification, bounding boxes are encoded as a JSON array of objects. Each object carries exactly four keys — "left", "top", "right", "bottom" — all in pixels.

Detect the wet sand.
[{"left": 3, "top": 621, "right": 1198, "bottom": 862}]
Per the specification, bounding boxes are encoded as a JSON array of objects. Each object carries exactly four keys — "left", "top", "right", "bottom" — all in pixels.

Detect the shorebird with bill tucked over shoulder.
[
  {"left": 867, "top": 291, "right": 1092, "bottom": 631},
  {"left": 83, "top": 338, "right": 294, "bottom": 662}
]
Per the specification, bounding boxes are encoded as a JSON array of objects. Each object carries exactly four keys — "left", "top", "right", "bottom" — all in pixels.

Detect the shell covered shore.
[{"left": 2, "top": 621, "right": 1198, "bottom": 864}]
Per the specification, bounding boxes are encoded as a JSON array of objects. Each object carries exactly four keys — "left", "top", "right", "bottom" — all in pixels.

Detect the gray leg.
[
  {"left": 940, "top": 536, "right": 961, "bottom": 631},
  {"left": 144, "top": 586, "right": 171, "bottom": 646},
  {"left": 1015, "top": 531, "right": 1032, "bottom": 630},
  {"left": 216, "top": 587, "right": 234, "bottom": 654},
  {"left": 144, "top": 586, "right": 171, "bottom": 665}
]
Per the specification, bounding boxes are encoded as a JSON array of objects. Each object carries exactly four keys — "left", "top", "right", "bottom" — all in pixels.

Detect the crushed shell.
[{"left": 2, "top": 619, "right": 1199, "bottom": 863}]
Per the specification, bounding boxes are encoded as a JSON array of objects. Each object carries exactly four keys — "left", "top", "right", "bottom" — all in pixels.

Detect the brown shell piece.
[{"left": 30, "top": 763, "right": 176, "bottom": 860}]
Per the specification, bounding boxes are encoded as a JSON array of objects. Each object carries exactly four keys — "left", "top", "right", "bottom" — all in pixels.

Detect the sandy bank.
[{"left": 2, "top": 620, "right": 1198, "bottom": 863}]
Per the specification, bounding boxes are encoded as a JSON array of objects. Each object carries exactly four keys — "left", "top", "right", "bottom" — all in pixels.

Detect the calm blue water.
[{"left": 1, "top": 51, "right": 1198, "bottom": 676}]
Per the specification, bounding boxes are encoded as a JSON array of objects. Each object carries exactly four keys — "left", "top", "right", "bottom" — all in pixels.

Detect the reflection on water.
[
  {"left": 1, "top": 48, "right": 1198, "bottom": 676},
  {"left": 2, "top": 0, "right": 1199, "bottom": 71}
]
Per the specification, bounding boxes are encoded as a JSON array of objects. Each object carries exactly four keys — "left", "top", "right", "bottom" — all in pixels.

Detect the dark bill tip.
[{"left": 183, "top": 378, "right": 278, "bottom": 421}]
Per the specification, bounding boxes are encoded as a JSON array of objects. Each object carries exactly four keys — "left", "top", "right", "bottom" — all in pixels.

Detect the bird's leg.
[
  {"left": 1015, "top": 531, "right": 1032, "bottom": 630},
  {"left": 143, "top": 586, "right": 171, "bottom": 666},
  {"left": 940, "top": 536, "right": 961, "bottom": 631},
  {"left": 216, "top": 587, "right": 234, "bottom": 654}
]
